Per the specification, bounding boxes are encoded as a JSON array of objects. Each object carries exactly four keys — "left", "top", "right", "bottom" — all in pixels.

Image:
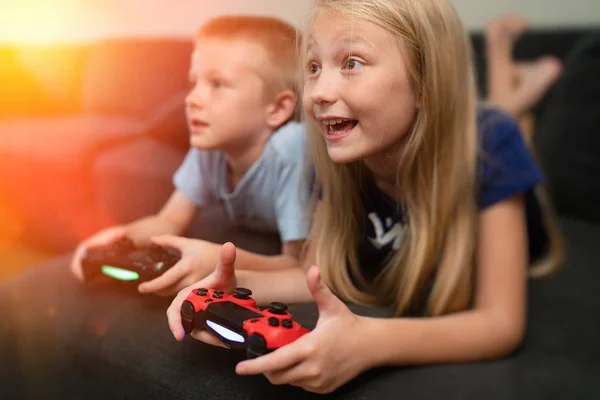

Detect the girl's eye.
[
  {"left": 307, "top": 62, "right": 321, "bottom": 75},
  {"left": 343, "top": 58, "right": 364, "bottom": 70},
  {"left": 211, "top": 79, "right": 224, "bottom": 88}
]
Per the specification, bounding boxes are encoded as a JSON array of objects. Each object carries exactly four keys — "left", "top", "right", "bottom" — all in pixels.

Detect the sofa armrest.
[
  {"left": 144, "top": 89, "right": 190, "bottom": 151},
  {"left": 92, "top": 137, "right": 186, "bottom": 224}
]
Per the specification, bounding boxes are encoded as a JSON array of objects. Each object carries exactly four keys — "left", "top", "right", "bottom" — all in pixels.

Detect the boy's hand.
[
  {"left": 70, "top": 225, "right": 128, "bottom": 282},
  {"left": 137, "top": 236, "right": 221, "bottom": 296},
  {"left": 166, "top": 242, "right": 238, "bottom": 345}
]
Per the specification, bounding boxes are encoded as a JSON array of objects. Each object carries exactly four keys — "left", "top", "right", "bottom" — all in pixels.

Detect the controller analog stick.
[
  {"left": 268, "top": 302, "right": 288, "bottom": 315},
  {"left": 234, "top": 287, "right": 253, "bottom": 300}
]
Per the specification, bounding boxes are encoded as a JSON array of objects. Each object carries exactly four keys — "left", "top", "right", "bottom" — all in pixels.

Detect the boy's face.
[
  {"left": 185, "top": 39, "right": 273, "bottom": 152},
  {"left": 302, "top": 12, "right": 419, "bottom": 164}
]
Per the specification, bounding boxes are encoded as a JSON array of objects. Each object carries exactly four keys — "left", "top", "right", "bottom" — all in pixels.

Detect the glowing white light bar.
[{"left": 206, "top": 320, "right": 245, "bottom": 343}]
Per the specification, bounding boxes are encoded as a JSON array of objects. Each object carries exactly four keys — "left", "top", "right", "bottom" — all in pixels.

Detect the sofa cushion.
[
  {"left": 0, "top": 115, "right": 145, "bottom": 249},
  {"left": 80, "top": 40, "right": 192, "bottom": 120}
]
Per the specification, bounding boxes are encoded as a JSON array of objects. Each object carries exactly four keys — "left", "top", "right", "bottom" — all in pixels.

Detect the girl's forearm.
[
  {"left": 236, "top": 267, "right": 313, "bottom": 306},
  {"left": 233, "top": 248, "right": 301, "bottom": 271},
  {"left": 361, "top": 309, "right": 525, "bottom": 367}
]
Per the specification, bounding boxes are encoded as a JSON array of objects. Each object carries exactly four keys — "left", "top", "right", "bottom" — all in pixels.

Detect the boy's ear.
[{"left": 266, "top": 89, "right": 297, "bottom": 129}]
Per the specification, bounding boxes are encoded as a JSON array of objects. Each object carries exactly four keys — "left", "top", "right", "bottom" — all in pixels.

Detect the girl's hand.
[
  {"left": 165, "top": 242, "right": 238, "bottom": 347},
  {"left": 138, "top": 236, "right": 220, "bottom": 296},
  {"left": 235, "top": 266, "right": 373, "bottom": 394},
  {"left": 70, "top": 225, "right": 128, "bottom": 281}
]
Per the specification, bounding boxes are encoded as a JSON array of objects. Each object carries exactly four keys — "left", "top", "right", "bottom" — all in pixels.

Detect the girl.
[{"left": 167, "top": 0, "right": 563, "bottom": 394}]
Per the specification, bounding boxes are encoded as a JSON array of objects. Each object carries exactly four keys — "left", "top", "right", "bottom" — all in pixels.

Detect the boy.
[{"left": 70, "top": 15, "right": 309, "bottom": 295}]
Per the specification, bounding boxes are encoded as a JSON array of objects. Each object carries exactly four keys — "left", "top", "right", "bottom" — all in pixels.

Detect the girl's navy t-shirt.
[{"left": 355, "top": 108, "right": 548, "bottom": 281}]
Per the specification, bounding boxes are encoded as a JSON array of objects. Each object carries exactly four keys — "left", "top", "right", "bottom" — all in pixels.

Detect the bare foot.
[
  {"left": 515, "top": 57, "right": 563, "bottom": 105},
  {"left": 496, "top": 57, "right": 563, "bottom": 116}
]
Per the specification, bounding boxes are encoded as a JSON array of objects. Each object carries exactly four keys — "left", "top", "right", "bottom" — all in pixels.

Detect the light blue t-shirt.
[{"left": 173, "top": 121, "right": 310, "bottom": 242}]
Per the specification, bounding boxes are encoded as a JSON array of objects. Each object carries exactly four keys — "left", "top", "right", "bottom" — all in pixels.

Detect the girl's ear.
[{"left": 266, "top": 89, "right": 297, "bottom": 128}]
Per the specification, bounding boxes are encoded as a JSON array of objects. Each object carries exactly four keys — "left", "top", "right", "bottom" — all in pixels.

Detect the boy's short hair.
[{"left": 196, "top": 15, "right": 302, "bottom": 120}]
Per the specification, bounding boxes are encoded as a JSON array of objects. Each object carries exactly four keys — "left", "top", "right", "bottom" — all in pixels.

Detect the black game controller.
[{"left": 81, "top": 237, "right": 181, "bottom": 283}]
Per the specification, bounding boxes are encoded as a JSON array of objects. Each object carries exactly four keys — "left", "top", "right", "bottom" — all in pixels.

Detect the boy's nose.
[{"left": 185, "top": 85, "right": 207, "bottom": 108}]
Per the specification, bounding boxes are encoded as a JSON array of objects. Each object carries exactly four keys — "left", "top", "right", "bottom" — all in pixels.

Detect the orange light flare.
[
  {"left": 0, "top": 195, "right": 24, "bottom": 251},
  {"left": 0, "top": 0, "right": 106, "bottom": 45}
]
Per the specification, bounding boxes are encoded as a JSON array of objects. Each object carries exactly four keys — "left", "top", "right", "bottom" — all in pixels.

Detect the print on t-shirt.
[{"left": 367, "top": 212, "right": 406, "bottom": 251}]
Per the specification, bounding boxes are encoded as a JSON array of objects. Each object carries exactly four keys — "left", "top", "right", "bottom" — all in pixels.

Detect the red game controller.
[{"left": 181, "top": 287, "right": 309, "bottom": 358}]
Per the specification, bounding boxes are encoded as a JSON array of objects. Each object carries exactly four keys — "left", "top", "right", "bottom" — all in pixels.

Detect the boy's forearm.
[
  {"left": 125, "top": 214, "right": 189, "bottom": 244},
  {"left": 362, "top": 309, "right": 524, "bottom": 368},
  {"left": 236, "top": 267, "right": 312, "bottom": 306},
  {"left": 124, "top": 190, "right": 198, "bottom": 244}
]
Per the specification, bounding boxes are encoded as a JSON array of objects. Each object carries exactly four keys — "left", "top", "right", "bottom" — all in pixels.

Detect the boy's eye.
[{"left": 343, "top": 58, "right": 364, "bottom": 70}]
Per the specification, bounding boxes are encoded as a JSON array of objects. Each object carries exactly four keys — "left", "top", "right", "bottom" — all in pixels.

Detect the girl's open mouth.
[{"left": 324, "top": 119, "right": 358, "bottom": 135}]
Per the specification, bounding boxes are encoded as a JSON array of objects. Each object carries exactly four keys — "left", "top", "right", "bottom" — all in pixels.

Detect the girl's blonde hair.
[{"left": 304, "top": 0, "right": 562, "bottom": 317}]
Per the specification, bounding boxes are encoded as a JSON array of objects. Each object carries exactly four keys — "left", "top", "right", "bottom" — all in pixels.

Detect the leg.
[
  {"left": 485, "top": 14, "right": 528, "bottom": 105},
  {"left": 485, "top": 15, "right": 563, "bottom": 144}
]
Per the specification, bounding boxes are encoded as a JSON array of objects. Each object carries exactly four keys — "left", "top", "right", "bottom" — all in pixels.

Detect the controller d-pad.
[
  {"left": 281, "top": 319, "right": 293, "bottom": 329},
  {"left": 195, "top": 289, "right": 207, "bottom": 296},
  {"left": 268, "top": 317, "right": 279, "bottom": 327},
  {"left": 268, "top": 302, "right": 288, "bottom": 315}
]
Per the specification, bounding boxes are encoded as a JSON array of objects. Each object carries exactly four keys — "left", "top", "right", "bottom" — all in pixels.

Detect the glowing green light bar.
[{"left": 101, "top": 265, "right": 140, "bottom": 281}]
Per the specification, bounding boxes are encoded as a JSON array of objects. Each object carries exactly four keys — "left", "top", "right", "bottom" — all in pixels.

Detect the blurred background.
[{"left": 1, "top": 0, "right": 599, "bottom": 280}]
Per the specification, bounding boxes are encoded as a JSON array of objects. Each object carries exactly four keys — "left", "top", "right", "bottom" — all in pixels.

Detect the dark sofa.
[
  {"left": 1, "top": 216, "right": 598, "bottom": 400},
  {"left": 1, "top": 28, "right": 600, "bottom": 399}
]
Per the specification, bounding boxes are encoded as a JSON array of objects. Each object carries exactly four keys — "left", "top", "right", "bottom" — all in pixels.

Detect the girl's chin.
[{"left": 326, "top": 147, "right": 363, "bottom": 164}]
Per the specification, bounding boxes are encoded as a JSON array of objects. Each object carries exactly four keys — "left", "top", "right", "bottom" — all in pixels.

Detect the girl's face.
[{"left": 303, "top": 11, "right": 420, "bottom": 164}]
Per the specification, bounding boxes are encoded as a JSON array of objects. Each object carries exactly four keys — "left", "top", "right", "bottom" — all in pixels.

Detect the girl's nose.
[{"left": 308, "top": 74, "right": 338, "bottom": 106}]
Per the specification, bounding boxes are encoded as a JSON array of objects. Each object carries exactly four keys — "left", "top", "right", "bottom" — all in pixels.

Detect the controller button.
[
  {"left": 268, "top": 302, "right": 288, "bottom": 315},
  {"left": 213, "top": 289, "right": 224, "bottom": 296},
  {"left": 233, "top": 287, "right": 252, "bottom": 300},
  {"left": 195, "top": 289, "right": 207, "bottom": 296},
  {"left": 205, "top": 299, "right": 214, "bottom": 303},
  {"left": 281, "top": 319, "right": 293, "bottom": 328},
  {"left": 268, "top": 317, "right": 279, "bottom": 327},
  {"left": 212, "top": 293, "right": 223, "bottom": 299}
]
